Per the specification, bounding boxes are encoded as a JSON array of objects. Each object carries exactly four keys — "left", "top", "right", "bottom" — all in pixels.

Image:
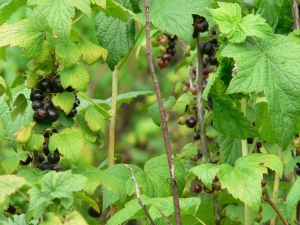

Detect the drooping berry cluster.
[
  {"left": 30, "top": 75, "right": 80, "bottom": 123},
  {"left": 151, "top": 34, "right": 177, "bottom": 69},
  {"left": 20, "top": 129, "right": 64, "bottom": 172},
  {"left": 192, "top": 176, "right": 221, "bottom": 195},
  {"left": 291, "top": 138, "right": 300, "bottom": 175},
  {"left": 192, "top": 15, "right": 209, "bottom": 38}
]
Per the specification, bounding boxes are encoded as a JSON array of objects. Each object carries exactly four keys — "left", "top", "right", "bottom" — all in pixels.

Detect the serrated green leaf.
[
  {"left": 11, "top": 94, "right": 27, "bottom": 120},
  {"left": 106, "top": 90, "right": 155, "bottom": 109},
  {"left": 60, "top": 64, "right": 89, "bottom": 92},
  {"left": 95, "top": 11, "right": 135, "bottom": 70},
  {"left": 218, "top": 134, "right": 242, "bottom": 166},
  {"left": 26, "top": 70, "right": 39, "bottom": 89},
  {"left": 78, "top": 38, "right": 108, "bottom": 64},
  {"left": 148, "top": 96, "right": 176, "bottom": 126},
  {"left": 25, "top": 133, "right": 44, "bottom": 152},
  {"left": 49, "top": 128, "right": 84, "bottom": 165},
  {"left": 52, "top": 92, "right": 75, "bottom": 115},
  {"left": 202, "top": 72, "right": 217, "bottom": 100},
  {"left": 175, "top": 92, "right": 194, "bottom": 114},
  {"left": 255, "top": 102, "right": 278, "bottom": 144},
  {"left": 208, "top": 2, "right": 274, "bottom": 43},
  {"left": 219, "top": 154, "right": 283, "bottom": 211},
  {"left": 213, "top": 96, "right": 258, "bottom": 139},
  {"left": 287, "top": 178, "right": 300, "bottom": 217},
  {"left": 74, "top": 192, "right": 100, "bottom": 212},
  {"left": 189, "top": 163, "right": 221, "bottom": 188},
  {"left": 284, "top": 156, "right": 300, "bottom": 178},
  {"left": 72, "top": 0, "right": 91, "bottom": 17},
  {"left": 58, "top": 110, "right": 74, "bottom": 127},
  {"left": 140, "top": 0, "right": 212, "bottom": 44},
  {"left": 40, "top": 213, "right": 62, "bottom": 225},
  {"left": 17, "top": 168, "right": 46, "bottom": 185},
  {"left": 10, "top": 74, "right": 25, "bottom": 89},
  {"left": 91, "top": 0, "right": 106, "bottom": 8},
  {"left": 0, "top": 175, "right": 26, "bottom": 204},
  {"left": 0, "top": 46, "right": 7, "bottom": 61},
  {"left": 0, "top": 0, "right": 27, "bottom": 26},
  {"left": 0, "top": 76, "right": 12, "bottom": 103},
  {"left": 177, "top": 142, "right": 198, "bottom": 159},
  {"left": 85, "top": 105, "right": 107, "bottom": 132},
  {"left": 0, "top": 120, "right": 6, "bottom": 145},
  {"left": 28, "top": 186, "right": 50, "bottom": 219},
  {"left": 77, "top": 114, "right": 97, "bottom": 143},
  {"left": 56, "top": 40, "right": 80, "bottom": 69},
  {"left": 221, "top": 35, "right": 300, "bottom": 149},
  {"left": 64, "top": 211, "right": 88, "bottom": 225},
  {"left": 1, "top": 214, "right": 28, "bottom": 225},
  {"left": 2, "top": 152, "right": 27, "bottom": 174}
]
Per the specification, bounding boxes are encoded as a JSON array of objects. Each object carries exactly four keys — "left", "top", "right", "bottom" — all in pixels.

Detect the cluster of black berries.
[
  {"left": 193, "top": 15, "right": 209, "bottom": 38},
  {"left": 181, "top": 69, "right": 210, "bottom": 95},
  {"left": 151, "top": 34, "right": 177, "bottom": 69},
  {"left": 20, "top": 129, "right": 64, "bottom": 172},
  {"left": 30, "top": 75, "right": 80, "bottom": 123},
  {"left": 192, "top": 176, "right": 221, "bottom": 195},
  {"left": 291, "top": 138, "right": 300, "bottom": 175}
]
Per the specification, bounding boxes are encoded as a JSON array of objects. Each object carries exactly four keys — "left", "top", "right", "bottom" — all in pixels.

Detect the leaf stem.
[
  {"left": 143, "top": 1, "right": 182, "bottom": 224},
  {"left": 291, "top": 0, "right": 300, "bottom": 29},
  {"left": 195, "top": 35, "right": 210, "bottom": 163},
  {"left": 77, "top": 92, "right": 112, "bottom": 118},
  {"left": 193, "top": 215, "right": 206, "bottom": 225},
  {"left": 71, "top": 13, "right": 84, "bottom": 26},
  {"left": 32, "top": 150, "right": 39, "bottom": 168},
  {"left": 17, "top": 190, "right": 29, "bottom": 201}
]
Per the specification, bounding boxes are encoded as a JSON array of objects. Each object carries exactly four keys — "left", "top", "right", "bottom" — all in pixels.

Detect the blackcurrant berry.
[
  {"left": 30, "top": 90, "right": 44, "bottom": 101},
  {"left": 201, "top": 42, "right": 214, "bottom": 55},
  {"left": 88, "top": 206, "right": 102, "bottom": 218},
  {"left": 38, "top": 78, "right": 52, "bottom": 92},
  {"left": 74, "top": 98, "right": 80, "bottom": 108},
  {"left": 54, "top": 166, "right": 64, "bottom": 172},
  {"left": 190, "top": 155, "right": 199, "bottom": 162},
  {"left": 261, "top": 179, "right": 267, "bottom": 187},
  {"left": 186, "top": 117, "right": 197, "bottom": 128},
  {"left": 39, "top": 161, "right": 54, "bottom": 171},
  {"left": 256, "top": 142, "right": 262, "bottom": 149},
  {"left": 182, "top": 86, "right": 189, "bottom": 93},
  {"left": 52, "top": 75, "right": 65, "bottom": 92},
  {"left": 161, "top": 53, "right": 172, "bottom": 62},
  {"left": 38, "top": 154, "right": 45, "bottom": 163},
  {"left": 203, "top": 67, "right": 209, "bottom": 76},
  {"left": 203, "top": 185, "right": 215, "bottom": 194},
  {"left": 20, "top": 154, "right": 32, "bottom": 165},
  {"left": 206, "top": 54, "right": 218, "bottom": 65},
  {"left": 5, "top": 205, "right": 16, "bottom": 214},
  {"left": 296, "top": 167, "right": 300, "bottom": 176},
  {"left": 47, "top": 108, "right": 59, "bottom": 122},
  {"left": 193, "top": 132, "right": 200, "bottom": 141},
  {"left": 45, "top": 100, "right": 54, "bottom": 109},
  {"left": 66, "top": 86, "right": 74, "bottom": 92},
  {"left": 67, "top": 108, "right": 77, "bottom": 117},
  {"left": 36, "top": 108, "right": 48, "bottom": 119},
  {"left": 197, "top": 150, "right": 203, "bottom": 159},
  {"left": 168, "top": 41, "right": 176, "bottom": 48},
  {"left": 193, "top": 184, "right": 202, "bottom": 193},
  {"left": 194, "top": 22, "right": 203, "bottom": 33},
  {"left": 47, "top": 151, "right": 60, "bottom": 164},
  {"left": 158, "top": 59, "right": 168, "bottom": 69},
  {"left": 167, "top": 34, "right": 177, "bottom": 41},
  {"left": 43, "top": 142, "right": 50, "bottom": 155},
  {"left": 167, "top": 47, "right": 176, "bottom": 56},
  {"left": 200, "top": 21, "right": 209, "bottom": 32},
  {"left": 33, "top": 112, "right": 45, "bottom": 123},
  {"left": 247, "top": 138, "right": 254, "bottom": 144},
  {"left": 32, "top": 100, "right": 43, "bottom": 111}
]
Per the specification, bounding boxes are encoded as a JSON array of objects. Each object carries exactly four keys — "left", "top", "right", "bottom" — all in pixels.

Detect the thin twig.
[
  {"left": 71, "top": 13, "right": 84, "bottom": 25},
  {"left": 143, "top": 1, "right": 182, "bottom": 224},
  {"left": 188, "top": 65, "right": 195, "bottom": 88},
  {"left": 262, "top": 191, "right": 288, "bottom": 225},
  {"left": 195, "top": 35, "right": 210, "bottom": 163},
  {"left": 291, "top": 0, "right": 300, "bottom": 29},
  {"left": 124, "top": 164, "right": 156, "bottom": 225},
  {"left": 213, "top": 196, "right": 221, "bottom": 225},
  {"left": 32, "top": 150, "right": 39, "bottom": 168},
  {"left": 159, "top": 209, "right": 171, "bottom": 225}
]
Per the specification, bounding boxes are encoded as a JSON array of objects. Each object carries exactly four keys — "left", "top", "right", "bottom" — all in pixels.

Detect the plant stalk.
[
  {"left": 143, "top": 1, "right": 182, "bottom": 224},
  {"left": 32, "top": 150, "right": 39, "bottom": 168},
  {"left": 195, "top": 35, "right": 210, "bottom": 163},
  {"left": 241, "top": 98, "right": 252, "bottom": 225},
  {"left": 291, "top": 0, "right": 300, "bottom": 29}
]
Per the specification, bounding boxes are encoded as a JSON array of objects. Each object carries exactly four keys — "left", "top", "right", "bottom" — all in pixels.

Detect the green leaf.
[
  {"left": 95, "top": 11, "right": 135, "bottom": 70},
  {"left": 221, "top": 35, "right": 300, "bottom": 149},
  {"left": 208, "top": 2, "right": 274, "bottom": 43},
  {"left": 13, "top": 124, "right": 33, "bottom": 144},
  {"left": 2, "top": 152, "right": 27, "bottom": 174},
  {"left": 219, "top": 154, "right": 283, "bottom": 211},
  {"left": 202, "top": 72, "right": 217, "bottom": 101},
  {"left": 56, "top": 40, "right": 80, "bottom": 69},
  {"left": 175, "top": 92, "right": 194, "bottom": 114},
  {"left": 0, "top": 0, "right": 27, "bottom": 26},
  {"left": 17, "top": 168, "right": 46, "bottom": 185},
  {"left": 78, "top": 38, "right": 108, "bottom": 64},
  {"left": 77, "top": 114, "right": 97, "bottom": 143},
  {"left": 218, "top": 134, "right": 242, "bottom": 166},
  {"left": 11, "top": 94, "right": 28, "bottom": 120},
  {"left": 177, "top": 142, "right": 198, "bottom": 159},
  {"left": 25, "top": 133, "right": 44, "bottom": 152},
  {"left": 287, "top": 178, "right": 300, "bottom": 217},
  {"left": 141, "top": 0, "right": 212, "bottom": 44},
  {"left": 85, "top": 105, "right": 107, "bottom": 132},
  {"left": 148, "top": 96, "right": 176, "bottom": 126},
  {"left": 10, "top": 74, "right": 25, "bottom": 88},
  {"left": 60, "top": 64, "right": 89, "bottom": 92},
  {"left": 213, "top": 96, "right": 258, "bottom": 139},
  {"left": 72, "top": 0, "right": 91, "bottom": 17},
  {"left": 74, "top": 192, "right": 100, "bottom": 212},
  {"left": 0, "top": 175, "right": 26, "bottom": 204},
  {"left": 28, "top": 186, "right": 50, "bottom": 219},
  {"left": 255, "top": 102, "right": 278, "bottom": 144},
  {"left": 40, "top": 213, "right": 62, "bottom": 225},
  {"left": 284, "top": 156, "right": 300, "bottom": 178},
  {"left": 106, "top": 90, "right": 155, "bottom": 110},
  {"left": 49, "top": 128, "right": 84, "bottom": 165},
  {"left": 64, "top": 211, "right": 88, "bottom": 225},
  {"left": 26, "top": 70, "right": 39, "bottom": 89},
  {"left": 0, "top": 46, "right": 7, "bottom": 61},
  {"left": 52, "top": 92, "right": 75, "bottom": 115},
  {"left": 189, "top": 163, "right": 221, "bottom": 188},
  {"left": 58, "top": 110, "right": 74, "bottom": 127},
  {"left": 0, "top": 120, "right": 6, "bottom": 145},
  {"left": 91, "top": 0, "right": 106, "bottom": 8},
  {"left": 0, "top": 76, "right": 12, "bottom": 103},
  {"left": 1, "top": 214, "right": 28, "bottom": 225}
]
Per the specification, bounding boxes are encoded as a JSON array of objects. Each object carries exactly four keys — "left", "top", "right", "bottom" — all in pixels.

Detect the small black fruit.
[
  {"left": 47, "top": 108, "right": 59, "bottom": 122},
  {"left": 201, "top": 42, "right": 214, "bottom": 55},
  {"left": 186, "top": 117, "right": 197, "bottom": 128},
  {"left": 52, "top": 75, "right": 65, "bottom": 92},
  {"left": 54, "top": 166, "right": 64, "bottom": 172},
  {"left": 47, "top": 151, "right": 60, "bottom": 164},
  {"left": 67, "top": 108, "right": 77, "bottom": 117},
  {"left": 38, "top": 154, "right": 46, "bottom": 163},
  {"left": 193, "top": 132, "right": 200, "bottom": 141},
  {"left": 39, "top": 161, "right": 54, "bottom": 171},
  {"left": 88, "top": 206, "right": 102, "bottom": 218},
  {"left": 74, "top": 98, "right": 80, "bottom": 108},
  {"left": 43, "top": 142, "right": 50, "bottom": 155},
  {"left": 20, "top": 154, "right": 32, "bottom": 165},
  {"left": 193, "top": 184, "right": 202, "bottom": 193},
  {"left": 30, "top": 90, "right": 44, "bottom": 101},
  {"left": 5, "top": 205, "right": 16, "bottom": 214},
  {"left": 32, "top": 100, "right": 43, "bottom": 111},
  {"left": 36, "top": 108, "right": 48, "bottom": 119},
  {"left": 38, "top": 78, "right": 52, "bottom": 92},
  {"left": 45, "top": 100, "right": 54, "bottom": 109}
]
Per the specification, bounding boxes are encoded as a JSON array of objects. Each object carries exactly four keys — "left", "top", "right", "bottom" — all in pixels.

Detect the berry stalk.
[
  {"left": 291, "top": 0, "right": 300, "bottom": 29},
  {"left": 143, "top": 1, "right": 182, "bottom": 224}
]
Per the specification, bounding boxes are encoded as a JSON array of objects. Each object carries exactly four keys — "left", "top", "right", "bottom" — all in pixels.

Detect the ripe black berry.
[
  {"left": 186, "top": 117, "right": 197, "bottom": 128},
  {"left": 161, "top": 53, "right": 172, "bottom": 62},
  {"left": 66, "top": 86, "right": 74, "bottom": 92},
  {"left": 45, "top": 100, "right": 54, "bottom": 109},
  {"left": 197, "top": 150, "right": 203, "bottom": 159},
  {"left": 206, "top": 54, "right": 218, "bottom": 65},
  {"left": 74, "top": 98, "right": 80, "bottom": 108},
  {"left": 167, "top": 48, "right": 176, "bottom": 56},
  {"left": 296, "top": 167, "right": 300, "bottom": 176},
  {"left": 54, "top": 166, "right": 64, "bottom": 172},
  {"left": 38, "top": 78, "right": 52, "bottom": 92},
  {"left": 52, "top": 75, "right": 65, "bottom": 92},
  {"left": 39, "top": 161, "right": 54, "bottom": 171},
  {"left": 247, "top": 138, "right": 254, "bottom": 144},
  {"left": 20, "top": 154, "right": 32, "bottom": 165},
  {"left": 168, "top": 41, "right": 176, "bottom": 48},
  {"left": 30, "top": 90, "right": 44, "bottom": 101},
  {"left": 200, "top": 21, "right": 209, "bottom": 32},
  {"left": 193, "top": 184, "right": 202, "bottom": 193},
  {"left": 88, "top": 206, "right": 102, "bottom": 218},
  {"left": 32, "top": 100, "right": 43, "bottom": 111},
  {"left": 47, "top": 108, "right": 59, "bottom": 122},
  {"left": 203, "top": 185, "right": 215, "bottom": 194},
  {"left": 201, "top": 42, "right": 214, "bottom": 55},
  {"left": 67, "top": 108, "right": 77, "bottom": 117},
  {"left": 33, "top": 112, "right": 45, "bottom": 123},
  {"left": 194, "top": 22, "right": 203, "bottom": 33},
  {"left": 43, "top": 142, "right": 50, "bottom": 155},
  {"left": 47, "top": 151, "right": 60, "bottom": 164},
  {"left": 38, "top": 154, "right": 45, "bottom": 163},
  {"left": 5, "top": 205, "right": 16, "bottom": 214},
  {"left": 193, "top": 132, "right": 200, "bottom": 141},
  {"left": 36, "top": 108, "right": 48, "bottom": 119},
  {"left": 256, "top": 142, "right": 262, "bottom": 149}
]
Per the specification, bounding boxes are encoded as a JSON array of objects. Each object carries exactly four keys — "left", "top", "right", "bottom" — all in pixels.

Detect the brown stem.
[
  {"left": 291, "top": 0, "right": 300, "bottom": 29},
  {"left": 195, "top": 35, "right": 210, "bottom": 163},
  {"left": 213, "top": 196, "right": 221, "bottom": 225},
  {"left": 32, "top": 150, "right": 39, "bottom": 168},
  {"left": 143, "top": 1, "right": 182, "bottom": 224},
  {"left": 262, "top": 192, "right": 288, "bottom": 225}
]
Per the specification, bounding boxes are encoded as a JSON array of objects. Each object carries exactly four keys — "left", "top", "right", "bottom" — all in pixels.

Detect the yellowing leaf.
[
  {"left": 56, "top": 40, "right": 80, "bottom": 69},
  {"left": 85, "top": 105, "right": 107, "bottom": 132},
  {"left": 78, "top": 39, "right": 108, "bottom": 64},
  {"left": 25, "top": 133, "right": 44, "bottom": 152},
  {"left": 52, "top": 92, "right": 75, "bottom": 114},
  {"left": 60, "top": 64, "right": 89, "bottom": 92},
  {"left": 65, "top": 211, "right": 88, "bottom": 225},
  {"left": 0, "top": 175, "right": 26, "bottom": 204},
  {"left": 13, "top": 125, "right": 32, "bottom": 144}
]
